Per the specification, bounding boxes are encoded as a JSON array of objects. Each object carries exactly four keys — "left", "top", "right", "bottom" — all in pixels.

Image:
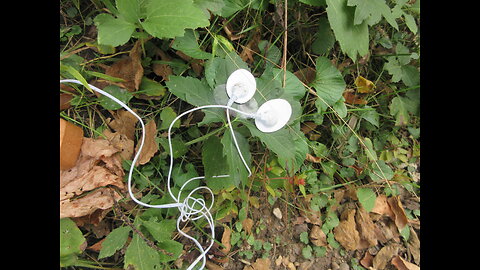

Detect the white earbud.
[
  {"left": 226, "top": 69, "right": 256, "bottom": 104},
  {"left": 254, "top": 99, "right": 292, "bottom": 133}
]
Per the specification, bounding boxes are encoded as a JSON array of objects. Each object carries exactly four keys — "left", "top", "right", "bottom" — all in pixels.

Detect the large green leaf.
[
  {"left": 172, "top": 29, "right": 212, "bottom": 60},
  {"left": 98, "top": 226, "right": 131, "bottom": 259},
  {"left": 166, "top": 75, "right": 215, "bottom": 106},
  {"left": 221, "top": 129, "right": 251, "bottom": 188},
  {"left": 326, "top": 0, "right": 369, "bottom": 62},
  {"left": 311, "top": 56, "right": 346, "bottom": 107},
  {"left": 242, "top": 120, "right": 295, "bottom": 170},
  {"left": 202, "top": 136, "right": 231, "bottom": 192},
  {"left": 116, "top": 0, "right": 141, "bottom": 24},
  {"left": 347, "top": 0, "right": 398, "bottom": 30},
  {"left": 124, "top": 234, "right": 162, "bottom": 269},
  {"left": 94, "top": 13, "right": 136, "bottom": 47},
  {"left": 60, "top": 218, "right": 86, "bottom": 267},
  {"left": 141, "top": 219, "right": 177, "bottom": 242},
  {"left": 356, "top": 188, "right": 377, "bottom": 212},
  {"left": 204, "top": 52, "right": 249, "bottom": 89},
  {"left": 140, "top": 0, "right": 209, "bottom": 39}
]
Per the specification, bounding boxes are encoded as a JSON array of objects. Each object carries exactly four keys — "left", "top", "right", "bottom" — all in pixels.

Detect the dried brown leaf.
[
  {"left": 153, "top": 63, "right": 173, "bottom": 81},
  {"left": 246, "top": 258, "right": 271, "bottom": 270},
  {"left": 293, "top": 67, "right": 316, "bottom": 85},
  {"left": 107, "top": 109, "right": 139, "bottom": 141},
  {"left": 105, "top": 40, "right": 144, "bottom": 92},
  {"left": 387, "top": 196, "right": 409, "bottom": 232},
  {"left": 355, "top": 206, "right": 378, "bottom": 248},
  {"left": 134, "top": 119, "right": 159, "bottom": 165},
  {"left": 206, "top": 260, "right": 224, "bottom": 270},
  {"left": 305, "top": 153, "right": 322, "bottom": 163},
  {"left": 360, "top": 250, "right": 374, "bottom": 268},
  {"left": 242, "top": 218, "right": 254, "bottom": 235},
  {"left": 334, "top": 208, "right": 360, "bottom": 251},
  {"left": 371, "top": 194, "right": 395, "bottom": 219},
  {"left": 343, "top": 89, "right": 367, "bottom": 105},
  {"left": 220, "top": 226, "right": 232, "bottom": 255},
  {"left": 391, "top": 256, "right": 420, "bottom": 270},
  {"left": 60, "top": 187, "right": 122, "bottom": 219},
  {"left": 310, "top": 225, "right": 327, "bottom": 247},
  {"left": 103, "top": 129, "right": 134, "bottom": 161},
  {"left": 373, "top": 244, "right": 400, "bottom": 270},
  {"left": 407, "top": 227, "right": 420, "bottom": 265}
]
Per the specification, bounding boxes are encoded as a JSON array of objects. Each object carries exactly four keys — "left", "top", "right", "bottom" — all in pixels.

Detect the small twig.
[{"left": 282, "top": 0, "right": 288, "bottom": 88}]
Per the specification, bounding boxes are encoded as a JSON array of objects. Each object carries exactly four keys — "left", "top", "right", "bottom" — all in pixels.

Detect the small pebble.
[
  {"left": 273, "top": 207, "right": 283, "bottom": 219},
  {"left": 331, "top": 262, "right": 340, "bottom": 270}
]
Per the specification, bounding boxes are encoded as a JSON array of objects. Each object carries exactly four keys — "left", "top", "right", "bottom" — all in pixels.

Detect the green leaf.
[
  {"left": 157, "top": 240, "right": 184, "bottom": 262},
  {"left": 204, "top": 53, "right": 249, "bottom": 89},
  {"left": 300, "top": 231, "right": 309, "bottom": 244},
  {"left": 60, "top": 218, "right": 86, "bottom": 267},
  {"left": 142, "top": 219, "right": 177, "bottom": 242},
  {"left": 94, "top": 13, "right": 136, "bottom": 47},
  {"left": 299, "top": 0, "right": 326, "bottom": 6},
  {"left": 140, "top": 0, "right": 209, "bottom": 39},
  {"left": 326, "top": 0, "right": 369, "bottom": 62},
  {"left": 166, "top": 75, "right": 215, "bottom": 106},
  {"left": 203, "top": 136, "right": 231, "bottom": 191},
  {"left": 272, "top": 68, "right": 307, "bottom": 101},
  {"left": 369, "top": 160, "right": 394, "bottom": 182},
  {"left": 312, "top": 17, "right": 335, "bottom": 55},
  {"left": 139, "top": 77, "right": 166, "bottom": 97},
  {"left": 311, "top": 56, "right": 346, "bottom": 107},
  {"left": 160, "top": 107, "right": 180, "bottom": 130},
  {"left": 404, "top": 13, "right": 418, "bottom": 34},
  {"left": 172, "top": 163, "right": 200, "bottom": 190},
  {"left": 97, "top": 85, "right": 133, "bottom": 110},
  {"left": 347, "top": 0, "right": 398, "bottom": 30},
  {"left": 116, "top": 0, "right": 141, "bottom": 24},
  {"left": 98, "top": 226, "right": 131, "bottom": 259},
  {"left": 356, "top": 188, "right": 376, "bottom": 212},
  {"left": 124, "top": 234, "right": 162, "bottom": 269},
  {"left": 278, "top": 135, "right": 309, "bottom": 174},
  {"left": 172, "top": 29, "right": 212, "bottom": 59},
  {"left": 258, "top": 40, "right": 282, "bottom": 70},
  {"left": 389, "top": 96, "right": 412, "bottom": 126},
  {"left": 158, "top": 135, "right": 188, "bottom": 158},
  {"left": 242, "top": 120, "right": 295, "bottom": 170},
  {"left": 194, "top": 0, "right": 225, "bottom": 16},
  {"left": 362, "top": 137, "right": 377, "bottom": 161},
  {"left": 360, "top": 106, "right": 379, "bottom": 127},
  {"left": 302, "top": 245, "right": 313, "bottom": 259},
  {"left": 221, "top": 130, "right": 251, "bottom": 188}
]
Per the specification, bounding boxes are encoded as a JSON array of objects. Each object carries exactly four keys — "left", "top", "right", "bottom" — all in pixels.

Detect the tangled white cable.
[{"left": 60, "top": 70, "right": 291, "bottom": 270}]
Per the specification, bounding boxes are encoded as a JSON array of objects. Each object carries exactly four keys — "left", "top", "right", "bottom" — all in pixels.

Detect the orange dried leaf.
[
  {"left": 108, "top": 109, "right": 139, "bottom": 141},
  {"left": 343, "top": 89, "right": 367, "bottom": 105},
  {"left": 391, "top": 256, "right": 420, "bottom": 270},
  {"left": 105, "top": 40, "right": 144, "bottom": 92},
  {"left": 334, "top": 208, "right": 360, "bottom": 251},
  {"left": 220, "top": 226, "right": 232, "bottom": 255},
  {"left": 134, "top": 119, "right": 159, "bottom": 165},
  {"left": 387, "top": 196, "right": 409, "bottom": 231}
]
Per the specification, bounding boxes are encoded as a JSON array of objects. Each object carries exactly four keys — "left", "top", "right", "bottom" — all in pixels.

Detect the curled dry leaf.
[
  {"left": 371, "top": 194, "right": 395, "bottom": 219},
  {"left": 360, "top": 250, "right": 374, "bottom": 268},
  {"left": 334, "top": 208, "right": 360, "bottom": 251},
  {"left": 60, "top": 138, "right": 125, "bottom": 223},
  {"left": 343, "top": 89, "right": 367, "bottom": 105},
  {"left": 105, "top": 39, "right": 144, "bottom": 92},
  {"left": 134, "top": 119, "right": 159, "bottom": 165},
  {"left": 107, "top": 109, "right": 139, "bottom": 141},
  {"left": 391, "top": 256, "right": 420, "bottom": 270},
  {"left": 355, "top": 206, "right": 378, "bottom": 248},
  {"left": 220, "top": 226, "right": 232, "bottom": 255},
  {"left": 310, "top": 225, "right": 327, "bottom": 247},
  {"left": 103, "top": 129, "right": 134, "bottom": 161},
  {"left": 373, "top": 244, "right": 400, "bottom": 270},
  {"left": 407, "top": 227, "right": 420, "bottom": 265},
  {"left": 387, "top": 196, "right": 409, "bottom": 232}
]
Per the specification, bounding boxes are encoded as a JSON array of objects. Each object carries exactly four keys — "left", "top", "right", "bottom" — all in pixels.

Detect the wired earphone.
[{"left": 60, "top": 68, "right": 292, "bottom": 270}]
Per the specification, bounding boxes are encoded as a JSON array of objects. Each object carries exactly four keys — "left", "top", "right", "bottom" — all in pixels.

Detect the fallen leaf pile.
[
  {"left": 330, "top": 193, "right": 420, "bottom": 270},
  {"left": 60, "top": 137, "right": 125, "bottom": 225}
]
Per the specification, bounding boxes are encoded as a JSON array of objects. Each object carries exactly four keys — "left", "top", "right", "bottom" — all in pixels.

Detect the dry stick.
[
  {"left": 109, "top": 190, "right": 174, "bottom": 256},
  {"left": 282, "top": 0, "right": 288, "bottom": 88}
]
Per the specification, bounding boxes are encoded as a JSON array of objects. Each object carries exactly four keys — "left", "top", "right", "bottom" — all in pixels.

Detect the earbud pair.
[{"left": 225, "top": 69, "right": 292, "bottom": 133}]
